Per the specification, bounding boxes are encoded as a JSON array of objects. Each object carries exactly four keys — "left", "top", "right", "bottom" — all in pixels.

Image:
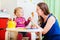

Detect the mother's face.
[{"left": 36, "top": 6, "right": 44, "bottom": 16}]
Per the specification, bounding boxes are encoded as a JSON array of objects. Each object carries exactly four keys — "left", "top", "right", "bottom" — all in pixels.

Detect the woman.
[{"left": 35, "top": 2, "right": 60, "bottom": 40}]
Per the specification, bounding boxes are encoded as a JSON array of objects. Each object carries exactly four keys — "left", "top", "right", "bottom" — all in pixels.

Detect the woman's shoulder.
[
  {"left": 50, "top": 16, "right": 56, "bottom": 20},
  {"left": 48, "top": 16, "right": 56, "bottom": 24}
]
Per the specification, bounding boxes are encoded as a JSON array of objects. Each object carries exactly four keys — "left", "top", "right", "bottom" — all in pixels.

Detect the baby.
[{"left": 14, "top": 7, "right": 31, "bottom": 40}]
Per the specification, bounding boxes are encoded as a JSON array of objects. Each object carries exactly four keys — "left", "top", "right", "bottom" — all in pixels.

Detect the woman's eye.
[{"left": 37, "top": 9, "right": 39, "bottom": 11}]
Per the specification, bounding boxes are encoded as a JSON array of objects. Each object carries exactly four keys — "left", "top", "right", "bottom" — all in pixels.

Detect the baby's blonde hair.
[{"left": 14, "top": 7, "right": 23, "bottom": 15}]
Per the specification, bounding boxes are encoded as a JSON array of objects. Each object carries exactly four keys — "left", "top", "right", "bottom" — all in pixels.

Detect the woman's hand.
[
  {"left": 36, "top": 32, "right": 40, "bottom": 36},
  {"left": 32, "top": 22, "right": 40, "bottom": 28}
]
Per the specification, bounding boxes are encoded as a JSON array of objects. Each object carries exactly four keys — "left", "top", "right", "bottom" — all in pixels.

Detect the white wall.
[
  {"left": 1, "top": 0, "right": 17, "bottom": 18},
  {"left": 0, "top": 0, "right": 1, "bottom": 9}
]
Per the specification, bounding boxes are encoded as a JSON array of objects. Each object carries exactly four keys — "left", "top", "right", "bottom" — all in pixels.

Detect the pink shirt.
[{"left": 15, "top": 17, "right": 30, "bottom": 28}]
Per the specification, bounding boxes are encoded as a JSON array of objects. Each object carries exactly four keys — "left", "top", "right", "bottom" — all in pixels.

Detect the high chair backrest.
[{"left": 0, "top": 18, "right": 8, "bottom": 28}]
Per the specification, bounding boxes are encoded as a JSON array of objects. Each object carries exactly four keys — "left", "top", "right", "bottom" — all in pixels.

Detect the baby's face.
[{"left": 15, "top": 9, "right": 24, "bottom": 17}]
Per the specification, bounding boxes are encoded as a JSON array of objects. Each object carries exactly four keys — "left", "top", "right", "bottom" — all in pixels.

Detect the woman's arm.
[
  {"left": 33, "top": 16, "right": 55, "bottom": 35},
  {"left": 42, "top": 16, "right": 55, "bottom": 35}
]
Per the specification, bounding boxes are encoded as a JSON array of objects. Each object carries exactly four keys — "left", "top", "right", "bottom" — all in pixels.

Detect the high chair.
[{"left": 22, "top": 37, "right": 29, "bottom": 40}]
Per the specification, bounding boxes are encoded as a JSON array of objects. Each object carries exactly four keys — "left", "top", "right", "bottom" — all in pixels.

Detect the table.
[{"left": 5, "top": 28, "right": 43, "bottom": 40}]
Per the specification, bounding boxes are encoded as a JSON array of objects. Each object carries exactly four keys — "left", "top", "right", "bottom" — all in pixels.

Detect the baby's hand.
[{"left": 28, "top": 17, "right": 32, "bottom": 21}]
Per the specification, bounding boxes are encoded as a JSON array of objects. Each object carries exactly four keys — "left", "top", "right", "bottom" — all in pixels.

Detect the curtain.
[{"left": 44, "top": 0, "right": 60, "bottom": 25}]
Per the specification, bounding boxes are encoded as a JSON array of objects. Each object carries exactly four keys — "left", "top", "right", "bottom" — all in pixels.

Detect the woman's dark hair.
[
  {"left": 37, "top": 2, "right": 50, "bottom": 15},
  {"left": 37, "top": 2, "right": 50, "bottom": 26},
  {"left": 38, "top": 16, "right": 44, "bottom": 26}
]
